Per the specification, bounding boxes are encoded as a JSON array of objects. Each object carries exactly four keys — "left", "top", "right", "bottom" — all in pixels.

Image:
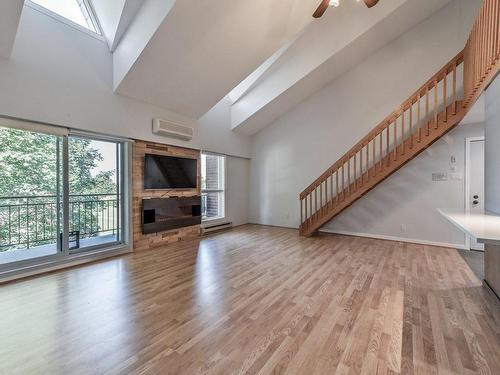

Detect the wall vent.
[{"left": 152, "top": 118, "right": 193, "bottom": 141}]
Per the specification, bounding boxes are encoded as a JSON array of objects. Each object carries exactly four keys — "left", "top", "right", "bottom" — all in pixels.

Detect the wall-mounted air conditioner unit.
[{"left": 152, "top": 118, "right": 193, "bottom": 141}]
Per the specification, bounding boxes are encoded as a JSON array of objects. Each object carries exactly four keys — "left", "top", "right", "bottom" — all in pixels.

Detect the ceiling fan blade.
[
  {"left": 363, "top": 0, "right": 380, "bottom": 8},
  {"left": 313, "top": 0, "right": 330, "bottom": 18}
]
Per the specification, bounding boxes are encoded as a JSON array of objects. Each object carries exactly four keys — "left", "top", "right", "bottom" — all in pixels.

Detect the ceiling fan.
[{"left": 313, "top": 0, "right": 380, "bottom": 18}]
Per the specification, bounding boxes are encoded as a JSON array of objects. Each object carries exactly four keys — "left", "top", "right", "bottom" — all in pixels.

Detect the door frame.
[{"left": 465, "top": 136, "right": 485, "bottom": 251}]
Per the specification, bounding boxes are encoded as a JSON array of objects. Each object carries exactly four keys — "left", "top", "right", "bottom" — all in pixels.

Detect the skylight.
[{"left": 31, "top": 0, "right": 100, "bottom": 34}]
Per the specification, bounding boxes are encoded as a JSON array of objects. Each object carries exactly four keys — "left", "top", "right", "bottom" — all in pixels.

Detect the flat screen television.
[{"left": 144, "top": 154, "right": 197, "bottom": 189}]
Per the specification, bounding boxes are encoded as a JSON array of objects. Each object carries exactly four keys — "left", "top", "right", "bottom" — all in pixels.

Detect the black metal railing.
[{"left": 0, "top": 194, "right": 118, "bottom": 251}]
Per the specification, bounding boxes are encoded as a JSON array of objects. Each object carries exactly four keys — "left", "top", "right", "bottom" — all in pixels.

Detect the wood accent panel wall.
[{"left": 133, "top": 140, "right": 201, "bottom": 252}]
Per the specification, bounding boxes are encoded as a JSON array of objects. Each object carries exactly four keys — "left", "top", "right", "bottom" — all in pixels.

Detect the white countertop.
[{"left": 438, "top": 209, "right": 500, "bottom": 245}]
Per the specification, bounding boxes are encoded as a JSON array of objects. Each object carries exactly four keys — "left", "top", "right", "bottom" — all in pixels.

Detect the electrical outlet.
[{"left": 400, "top": 224, "right": 407, "bottom": 232}]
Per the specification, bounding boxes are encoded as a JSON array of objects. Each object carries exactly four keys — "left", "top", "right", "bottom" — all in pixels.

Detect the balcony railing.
[{"left": 0, "top": 194, "right": 118, "bottom": 251}]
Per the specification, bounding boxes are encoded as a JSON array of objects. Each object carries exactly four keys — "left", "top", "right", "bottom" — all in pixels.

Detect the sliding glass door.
[
  {"left": 0, "top": 126, "right": 63, "bottom": 264},
  {"left": 68, "top": 136, "right": 122, "bottom": 251},
  {"left": 0, "top": 120, "right": 127, "bottom": 269}
]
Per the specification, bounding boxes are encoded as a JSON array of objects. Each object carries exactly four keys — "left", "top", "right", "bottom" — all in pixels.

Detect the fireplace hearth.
[{"left": 142, "top": 197, "right": 201, "bottom": 234}]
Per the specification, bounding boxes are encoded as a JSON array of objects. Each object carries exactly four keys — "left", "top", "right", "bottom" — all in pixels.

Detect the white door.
[{"left": 466, "top": 137, "right": 485, "bottom": 251}]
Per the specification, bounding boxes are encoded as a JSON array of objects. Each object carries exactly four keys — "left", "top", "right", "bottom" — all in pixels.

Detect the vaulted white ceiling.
[
  {"left": 0, "top": 0, "right": 24, "bottom": 58},
  {"left": 113, "top": 0, "right": 320, "bottom": 119},
  {"left": 108, "top": 0, "right": 459, "bottom": 133},
  {"left": 5, "top": 0, "right": 471, "bottom": 137},
  {"left": 230, "top": 0, "right": 455, "bottom": 135}
]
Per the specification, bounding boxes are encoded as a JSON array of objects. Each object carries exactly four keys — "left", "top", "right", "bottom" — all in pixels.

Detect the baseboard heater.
[{"left": 202, "top": 222, "right": 233, "bottom": 234}]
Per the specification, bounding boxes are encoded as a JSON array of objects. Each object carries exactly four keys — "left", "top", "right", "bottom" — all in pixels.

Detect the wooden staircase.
[{"left": 300, "top": 0, "right": 500, "bottom": 237}]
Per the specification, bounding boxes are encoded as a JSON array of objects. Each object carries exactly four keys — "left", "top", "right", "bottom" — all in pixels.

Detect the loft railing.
[
  {"left": 463, "top": 0, "right": 500, "bottom": 109},
  {"left": 0, "top": 193, "right": 118, "bottom": 251}
]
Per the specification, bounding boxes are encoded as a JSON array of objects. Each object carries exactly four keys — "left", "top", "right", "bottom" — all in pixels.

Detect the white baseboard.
[
  {"left": 319, "top": 228, "right": 467, "bottom": 250},
  {"left": 245, "top": 222, "right": 467, "bottom": 250},
  {"left": 248, "top": 221, "right": 298, "bottom": 230}
]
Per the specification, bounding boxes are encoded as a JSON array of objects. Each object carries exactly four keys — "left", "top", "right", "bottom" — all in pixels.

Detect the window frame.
[
  {"left": 66, "top": 134, "right": 125, "bottom": 254},
  {"left": 26, "top": 0, "right": 105, "bottom": 41},
  {"left": 201, "top": 152, "right": 226, "bottom": 223}
]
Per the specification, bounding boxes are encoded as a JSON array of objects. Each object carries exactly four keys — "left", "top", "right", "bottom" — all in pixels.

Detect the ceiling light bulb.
[{"left": 329, "top": 0, "right": 340, "bottom": 7}]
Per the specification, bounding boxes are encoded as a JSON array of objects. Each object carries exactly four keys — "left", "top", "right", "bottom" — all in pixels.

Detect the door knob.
[
  {"left": 473, "top": 200, "right": 479, "bottom": 205},
  {"left": 473, "top": 195, "right": 479, "bottom": 199}
]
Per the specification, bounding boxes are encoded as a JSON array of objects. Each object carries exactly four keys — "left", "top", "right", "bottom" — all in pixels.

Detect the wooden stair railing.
[
  {"left": 464, "top": 0, "right": 500, "bottom": 109},
  {"left": 299, "top": 0, "right": 500, "bottom": 237}
]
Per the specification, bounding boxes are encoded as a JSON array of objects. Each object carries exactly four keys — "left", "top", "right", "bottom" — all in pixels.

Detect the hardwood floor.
[{"left": 0, "top": 225, "right": 499, "bottom": 375}]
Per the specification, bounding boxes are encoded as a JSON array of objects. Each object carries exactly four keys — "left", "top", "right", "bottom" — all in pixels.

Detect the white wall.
[
  {"left": 112, "top": 0, "right": 176, "bottom": 90},
  {"left": 485, "top": 75, "right": 500, "bottom": 214},
  {"left": 89, "top": 0, "right": 125, "bottom": 49},
  {"left": 0, "top": 0, "right": 24, "bottom": 58},
  {"left": 231, "top": 0, "right": 457, "bottom": 135},
  {"left": 249, "top": 0, "right": 482, "bottom": 248},
  {"left": 0, "top": 4, "right": 252, "bottom": 228},
  {"left": 226, "top": 156, "right": 250, "bottom": 227},
  {"left": 0, "top": 5, "right": 251, "bottom": 159},
  {"left": 198, "top": 99, "right": 252, "bottom": 159},
  {"left": 199, "top": 100, "right": 251, "bottom": 227},
  {"left": 322, "top": 123, "right": 483, "bottom": 248},
  {"left": 0, "top": 6, "right": 182, "bottom": 143}
]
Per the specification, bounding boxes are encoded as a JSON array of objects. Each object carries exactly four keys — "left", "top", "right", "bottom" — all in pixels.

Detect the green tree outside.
[{"left": 0, "top": 127, "right": 118, "bottom": 251}]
